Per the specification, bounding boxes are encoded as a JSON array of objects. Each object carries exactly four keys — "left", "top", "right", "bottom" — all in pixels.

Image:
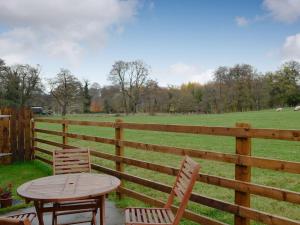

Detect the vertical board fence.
[
  {"left": 33, "top": 118, "right": 300, "bottom": 225},
  {"left": 0, "top": 107, "right": 33, "bottom": 162},
  {"left": 0, "top": 115, "right": 11, "bottom": 164}
]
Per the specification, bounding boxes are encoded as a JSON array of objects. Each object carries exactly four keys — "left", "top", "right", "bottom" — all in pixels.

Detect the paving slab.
[{"left": 3, "top": 199, "right": 124, "bottom": 225}]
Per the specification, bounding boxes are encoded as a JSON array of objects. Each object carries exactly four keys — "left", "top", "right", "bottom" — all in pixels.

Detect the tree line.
[{"left": 0, "top": 58, "right": 299, "bottom": 115}]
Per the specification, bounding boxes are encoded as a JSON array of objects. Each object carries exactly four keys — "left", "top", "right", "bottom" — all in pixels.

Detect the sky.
[{"left": 0, "top": 0, "right": 300, "bottom": 86}]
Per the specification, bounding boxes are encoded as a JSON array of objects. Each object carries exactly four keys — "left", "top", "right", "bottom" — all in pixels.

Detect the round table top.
[{"left": 17, "top": 173, "right": 121, "bottom": 202}]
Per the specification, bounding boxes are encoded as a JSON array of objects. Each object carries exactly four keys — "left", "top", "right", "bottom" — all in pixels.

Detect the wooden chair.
[
  {"left": 53, "top": 148, "right": 91, "bottom": 175},
  {"left": 52, "top": 148, "right": 98, "bottom": 225},
  {"left": 0, "top": 212, "right": 36, "bottom": 225},
  {"left": 125, "top": 156, "right": 200, "bottom": 225}
]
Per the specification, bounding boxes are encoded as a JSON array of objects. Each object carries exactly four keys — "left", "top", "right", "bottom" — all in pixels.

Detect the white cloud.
[
  {"left": 0, "top": 27, "right": 38, "bottom": 64},
  {"left": 263, "top": 0, "right": 300, "bottom": 23},
  {"left": 236, "top": 0, "right": 300, "bottom": 26},
  {"left": 235, "top": 16, "right": 249, "bottom": 27},
  {"left": 167, "top": 62, "right": 214, "bottom": 84},
  {"left": 189, "top": 69, "right": 214, "bottom": 84},
  {"left": 282, "top": 33, "right": 300, "bottom": 61},
  {"left": 0, "top": 0, "right": 138, "bottom": 65}
]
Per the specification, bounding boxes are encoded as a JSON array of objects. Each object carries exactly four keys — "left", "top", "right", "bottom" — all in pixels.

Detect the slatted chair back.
[
  {"left": 165, "top": 156, "right": 200, "bottom": 225},
  {"left": 0, "top": 217, "right": 31, "bottom": 225},
  {"left": 53, "top": 149, "right": 91, "bottom": 175}
]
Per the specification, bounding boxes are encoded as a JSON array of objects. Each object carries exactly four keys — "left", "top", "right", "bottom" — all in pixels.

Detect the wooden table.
[{"left": 17, "top": 173, "right": 121, "bottom": 225}]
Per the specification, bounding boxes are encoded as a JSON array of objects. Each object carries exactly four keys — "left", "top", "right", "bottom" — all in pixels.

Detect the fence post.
[
  {"left": 62, "top": 120, "right": 68, "bottom": 149},
  {"left": 31, "top": 118, "right": 36, "bottom": 159},
  {"left": 115, "top": 119, "right": 124, "bottom": 199},
  {"left": 235, "top": 123, "right": 251, "bottom": 225}
]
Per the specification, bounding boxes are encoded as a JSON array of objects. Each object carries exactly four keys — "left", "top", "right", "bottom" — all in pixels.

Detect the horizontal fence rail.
[
  {"left": 34, "top": 118, "right": 300, "bottom": 141},
  {"left": 33, "top": 118, "right": 300, "bottom": 225},
  {"left": 34, "top": 128, "right": 300, "bottom": 174}
]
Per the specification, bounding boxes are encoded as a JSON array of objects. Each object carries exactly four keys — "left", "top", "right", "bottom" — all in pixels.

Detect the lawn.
[
  {"left": 24, "top": 109, "right": 300, "bottom": 224},
  {"left": 0, "top": 161, "right": 52, "bottom": 214}
]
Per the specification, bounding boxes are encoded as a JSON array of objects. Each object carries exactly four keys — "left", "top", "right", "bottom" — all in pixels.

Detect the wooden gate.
[{"left": 0, "top": 107, "right": 33, "bottom": 162}]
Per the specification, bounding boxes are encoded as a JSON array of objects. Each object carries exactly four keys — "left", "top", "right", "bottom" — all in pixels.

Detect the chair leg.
[
  {"left": 92, "top": 207, "right": 98, "bottom": 225},
  {"left": 91, "top": 212, "right": 95, "bottom": 225},
  {"left": 52, "top": 211, "right": 57, "bottom": 225}
]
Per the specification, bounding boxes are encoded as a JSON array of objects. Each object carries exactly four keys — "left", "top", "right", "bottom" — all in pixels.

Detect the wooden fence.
[
  {"left": 33, "top": 118, "right": 300, "bottom": 225},
  {"left": 0, "top": 107, "right": 33, "bottom": 162}
]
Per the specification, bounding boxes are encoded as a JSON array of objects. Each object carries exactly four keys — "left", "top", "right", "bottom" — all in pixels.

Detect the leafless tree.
[
  {"left": 108, "top": 60, "right": 150, "bottom": 114},
  {"left": 108, "top": 61, "right": 129, "bottom": 113},
  {"left": 49, "top": 69, "right": 81, "bottom": 116}
]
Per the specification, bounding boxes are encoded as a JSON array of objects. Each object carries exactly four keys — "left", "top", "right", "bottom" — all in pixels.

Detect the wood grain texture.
[
  {"left": 53, "top": 149, "right": 91, "bottom": 175},
  {"left": 120, "top": 187, "right": 227, "bottom": 225},
  {"left": 0, "top": 107, "right": 32, "bottom": 162},
  {"left": 33, "top": 131, "right": 300, "bottom": 174},
  {"left": 235, "top": 123, "right": 251, "bottom": 225},
  {"left": 17, "top": 173, "right": 120, "bottom": 202},
  {"left": 34, "top": 145, "right": 300, "bottom": 204},
  {"left": 34, "top": 118, "right": 300, "bottom": 141},
  {"left": 126, "top": 156, "right": 200, "bottom": 225}
]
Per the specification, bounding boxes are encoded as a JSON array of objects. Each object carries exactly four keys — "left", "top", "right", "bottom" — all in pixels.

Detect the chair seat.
[
  {"left": 125, "top": 208, "right": 175, "bottom": 225},
  {"left": 7, "top": 212, "right": 36, "bottom": 222}
]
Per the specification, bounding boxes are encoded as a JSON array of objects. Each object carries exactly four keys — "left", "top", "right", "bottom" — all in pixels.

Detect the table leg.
[
  {"left": 34, "top": 201, "right": 45, "bottom": 225},
  {"left": 99, "top": 195, "right": 105, "bottom": 225}
]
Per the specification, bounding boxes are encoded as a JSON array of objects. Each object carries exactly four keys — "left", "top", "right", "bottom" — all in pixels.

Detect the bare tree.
[
  {"left": 108, "top": 60, "right": 150, "bottom": 114},
  {"left": 128, "top": 60, "right": 150, "bottom": 113},
  {"left": 49, "top": 69, "right": 81, "bottom": 116},
  {"left": 108, "top": 61, "right": 129, "bottom": 113}
]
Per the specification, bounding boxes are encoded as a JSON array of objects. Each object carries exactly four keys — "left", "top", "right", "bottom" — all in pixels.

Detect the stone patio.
[{"left": 3, "top": 199, "right": 124, "bottom": 225}]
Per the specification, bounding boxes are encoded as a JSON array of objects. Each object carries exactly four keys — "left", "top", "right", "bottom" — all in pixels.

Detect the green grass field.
[
  {"left": 0, "top": 161, "right": 52, "bottom": 214},
  {"left": 26, "top": 109, "right": 300, "bottom": 224}
]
